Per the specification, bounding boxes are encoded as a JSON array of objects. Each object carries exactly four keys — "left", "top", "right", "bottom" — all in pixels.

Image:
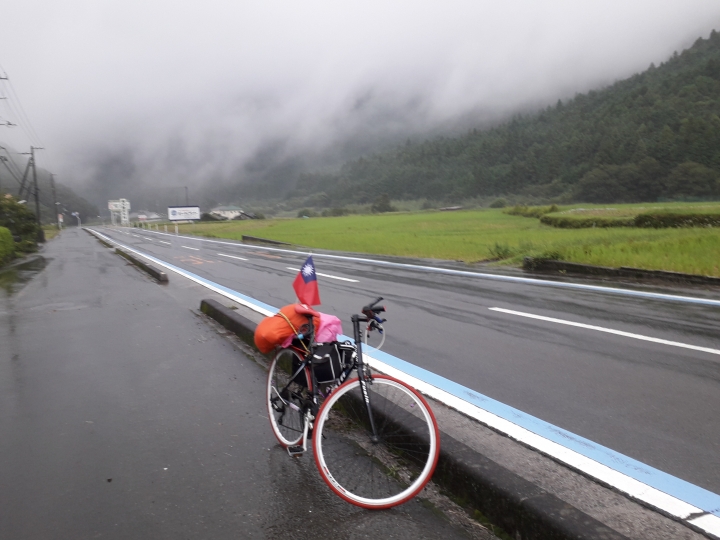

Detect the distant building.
[
  {"left": 108, "top": 198, "right": 131, "bottom": 225},
  {"left": 211, "top": 205, "right": 244, "bottom": 220},
  {"left": 130, "top": 210, "right": 163, "bottom": 222}
]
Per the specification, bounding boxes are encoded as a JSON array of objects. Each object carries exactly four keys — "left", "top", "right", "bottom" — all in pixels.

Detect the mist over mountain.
[
  {"left": 287, "top": 31, "right": 720, "bottom": 207},
  {"left": 2, "top": 1, "right": 720, "bottom": 213}
]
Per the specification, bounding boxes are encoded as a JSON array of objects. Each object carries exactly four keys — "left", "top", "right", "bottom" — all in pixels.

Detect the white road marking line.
[
  {"left": 286, "top": 267, "right": 359, "bottom": 282},
  {"left": 689, "top": 514, "right": 720, "bottom": 537},
  {"left": 143, "top": 237, "right": 153, "bottom": 241},
  {"left": 131, "top": 234, "right": 140, "bottom": 237},
  {"left": 181, "top": 246, "right": 199, "bottom": 251},
  {"left": 217, "top": 253, "right": 248, "bottom": 261},
  {"left": 158, "top": 240, "right": 171, "bottom": 245},
  {"left": 489, "top": 307, "right": 720, "bottom": 356},
  {"left": 127, "top": 229, "right": 720, "bottom": 307}
]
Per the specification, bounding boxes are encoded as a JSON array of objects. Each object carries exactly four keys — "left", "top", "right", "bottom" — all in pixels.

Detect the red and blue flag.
[{"left": 293, "top": 255, "right": 321, "bottom": 306}]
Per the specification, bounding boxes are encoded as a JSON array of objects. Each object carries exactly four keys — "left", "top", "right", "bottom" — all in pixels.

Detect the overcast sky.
[{"left": 2, "top": 0, "right": 720, "bottom": 205}]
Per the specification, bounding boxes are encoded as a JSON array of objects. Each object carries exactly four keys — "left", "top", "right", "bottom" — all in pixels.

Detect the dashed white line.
[
  {"left": 489, "top": 307, "right": 720, "bottom": 356},
  {"left": 286, "top": 267, "right": 359, "bottom": 283},
  {"left": 158, "top": 240, "right": 171, "bottom": 245},
  {"left": 217, "top": 253, "right": 248, "bottom": 261},
  {"left": 181, "top": 246, "right": 199, "bottom": 251}
]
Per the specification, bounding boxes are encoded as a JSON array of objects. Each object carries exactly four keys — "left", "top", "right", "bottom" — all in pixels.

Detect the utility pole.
[
  {"left": 17, "top": 154, "right": 32, "bottom": 200},
  {"left": 30, "top": 146, "right": 45, "bottom": 242},
  {"left": 50, "top": 173, "right": 59, "bottom": 229}
]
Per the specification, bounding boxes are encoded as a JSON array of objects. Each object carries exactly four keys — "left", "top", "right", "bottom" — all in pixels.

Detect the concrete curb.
[
  {"left": 115, "top": 248, "right": 168, "bottom": 283},
  {"left": 524, "top": 258, "right": 720, "bottom": 287},
  {"left": 241, "top": 234, "right": 291, "bottom": 246},
  {"left": 199, "top": 297, "right": 630, "bottom": 540}
]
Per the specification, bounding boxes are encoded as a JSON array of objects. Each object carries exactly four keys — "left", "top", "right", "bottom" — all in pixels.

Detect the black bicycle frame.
[
  {"left": 278, "top": 313, "right": 380, "bottom": 440},
  {"left": 351, "top": 313, "right": 380, "bottom": 442}
]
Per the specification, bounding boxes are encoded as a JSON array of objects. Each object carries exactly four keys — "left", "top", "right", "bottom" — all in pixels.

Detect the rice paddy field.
[{"left": 168, "top": 202, "right": 720, "bottom": 277}]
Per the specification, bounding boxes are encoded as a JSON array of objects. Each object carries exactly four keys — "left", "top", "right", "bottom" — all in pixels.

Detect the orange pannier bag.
[{"left": 254, "top": 304, "right": 321, "bottom": 354}]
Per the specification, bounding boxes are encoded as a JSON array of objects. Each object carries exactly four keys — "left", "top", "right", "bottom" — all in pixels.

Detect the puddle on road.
[{"left": 0, "top": 257, "right": 48, "bottom": 297}]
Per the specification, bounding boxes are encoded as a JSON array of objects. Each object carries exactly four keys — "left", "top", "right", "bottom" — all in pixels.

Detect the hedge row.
[
  {"left": 539, "top": 215, "right": 634, "bottom": 228},
  {"left": 540, "top": 212, "right": 720, "bottom": 229},
  {"left": 505, "top": 204, "right": 559, "bottom": 218},
  {"left": 633, "top": 213, "right": 720, "bottom": 228},
  {"left": 0, "top": 227, "right": 14, "bottom": 265}
]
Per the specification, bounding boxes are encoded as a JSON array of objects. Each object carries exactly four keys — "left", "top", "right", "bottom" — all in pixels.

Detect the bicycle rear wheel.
[
  {"left": 313, "top": 374, "right": 440, "bottom": 509},
  {"left": 267, "top": 348, "right": 309, "bottom": 447}
]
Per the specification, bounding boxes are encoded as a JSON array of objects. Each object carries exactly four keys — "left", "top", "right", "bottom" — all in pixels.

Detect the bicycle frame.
[{"left": 275, "top": 310, "right": 381, "bottom": 454}]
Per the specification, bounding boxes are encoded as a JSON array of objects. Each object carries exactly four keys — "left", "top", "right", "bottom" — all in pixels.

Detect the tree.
[
  {"left": 575, "top": 168, "right": 626, "bottom": 203},
  {"left": 0, "top": 195, "right": 40, "bottom": 253},
  {"left": 662, "top": 162, "right": 719, "bottom": 198}
]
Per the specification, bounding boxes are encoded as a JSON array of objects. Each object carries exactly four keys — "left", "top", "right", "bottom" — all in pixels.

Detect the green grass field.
[{"left": 166, "top": 203, "right": 720, "bottom": 277}]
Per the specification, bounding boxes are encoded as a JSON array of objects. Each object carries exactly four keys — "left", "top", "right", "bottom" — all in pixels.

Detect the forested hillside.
[{"left": 290, "top": 31, "right": 720, "bottom": 206}]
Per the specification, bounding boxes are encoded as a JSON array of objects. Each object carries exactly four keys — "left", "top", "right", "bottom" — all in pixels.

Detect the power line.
[
  {"left": 0, "top": 63, "right": 43, "bottom": 148},
  {"left": 0, "top": 145, "right": 25, "bottom": 182}
]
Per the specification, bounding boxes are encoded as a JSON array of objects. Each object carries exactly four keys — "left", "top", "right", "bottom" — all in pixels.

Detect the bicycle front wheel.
[
  {"left": 266, "top": 348, "right": 308, "bottom": 447},
  {"left": 313, "top": 374, "right": 440, "bottom": 509}
]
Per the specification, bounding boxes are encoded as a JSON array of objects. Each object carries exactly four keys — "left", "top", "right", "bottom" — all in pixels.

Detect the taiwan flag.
[{"left": 293, "top": 255, "right": 321, "bottom": 306}]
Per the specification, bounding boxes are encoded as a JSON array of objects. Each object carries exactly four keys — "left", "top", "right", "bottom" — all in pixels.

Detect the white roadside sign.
[{"left": 168, "top": 206, "right": 201, "bottom": 221}]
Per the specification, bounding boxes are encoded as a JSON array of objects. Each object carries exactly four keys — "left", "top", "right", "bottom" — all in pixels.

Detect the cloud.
[{"left": 1, "top": 0, "right": 720, "bottom": 207}]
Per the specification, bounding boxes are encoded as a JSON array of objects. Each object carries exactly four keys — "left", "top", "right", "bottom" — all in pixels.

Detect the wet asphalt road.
[
  {"left": 94, "top": 226, "right": 720, "bottom": 495},
  {"left": 0, "top": 229, "right": 481, "bottom": 539}
]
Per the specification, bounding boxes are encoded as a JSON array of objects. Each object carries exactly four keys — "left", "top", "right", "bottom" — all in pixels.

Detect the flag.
[{"left": 293, "top": 255, "right": 321, "bottom": 305}]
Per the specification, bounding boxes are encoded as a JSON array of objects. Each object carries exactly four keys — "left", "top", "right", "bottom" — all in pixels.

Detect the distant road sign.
[{"left": 168, "top": 206, "right": 201, "bottom": 221}]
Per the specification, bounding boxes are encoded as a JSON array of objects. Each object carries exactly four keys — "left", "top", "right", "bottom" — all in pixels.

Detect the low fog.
[{"left": 2, "top": 0, "right": 720, "bottom": 211}]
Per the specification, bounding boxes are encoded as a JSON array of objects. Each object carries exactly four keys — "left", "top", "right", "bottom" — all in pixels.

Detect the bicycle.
[{"left": 265, "top": 297, "right": 441, "bottom": 509}]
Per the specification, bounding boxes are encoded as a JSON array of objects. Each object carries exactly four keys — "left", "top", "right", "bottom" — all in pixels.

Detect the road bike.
[{"left": 265, "top": 297, "right": 441, "bottom": 509}]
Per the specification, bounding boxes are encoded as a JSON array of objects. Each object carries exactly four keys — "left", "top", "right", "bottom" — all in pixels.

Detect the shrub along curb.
[
  {"left": 0, "top": 226, "right": 14, "bottom": 265},
  {"left": 523, "top": 257, "right": 720, "bottom": 286},
  {"left": 199, "top": 297, "right": 630, "bottom": 540}
]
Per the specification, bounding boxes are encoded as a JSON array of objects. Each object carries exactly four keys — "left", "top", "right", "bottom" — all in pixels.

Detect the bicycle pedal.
[{"left": 286, "top": 445, "right": 304, "bottom": 457}]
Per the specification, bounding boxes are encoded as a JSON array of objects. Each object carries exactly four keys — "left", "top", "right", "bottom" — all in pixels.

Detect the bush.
[
  {"left": 297, "top": 209, "right": 318, "bottom": 218},
  {"left": 371, "top": 194, "right": 397, "bottom": 213},
  {"left": 0, "top": 195, "right": 39, "bottom": 253},
  {"left": 321, "top": 207, "right": 348, "bottom": 217},
  {"left": 0, "top": 226, "right": 13, "bottom": 264},
  {"left": 489, "top": 198, "right": 507, "bottom": 208},
  {"left": 488, "top": 242, "right": 515, "bottom": 260}
]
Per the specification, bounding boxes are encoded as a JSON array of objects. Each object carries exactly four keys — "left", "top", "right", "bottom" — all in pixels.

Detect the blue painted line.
[
  {"left": 360, "top": 344, "right": 720, "bottom": 517},
  {"left": 92, "top": 228, "right": 720, "bottom": 517}
]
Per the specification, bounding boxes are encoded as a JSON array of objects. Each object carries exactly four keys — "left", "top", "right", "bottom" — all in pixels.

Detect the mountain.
[{"left": 284, "top": 30, "right": 720, "bottom": 206}]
